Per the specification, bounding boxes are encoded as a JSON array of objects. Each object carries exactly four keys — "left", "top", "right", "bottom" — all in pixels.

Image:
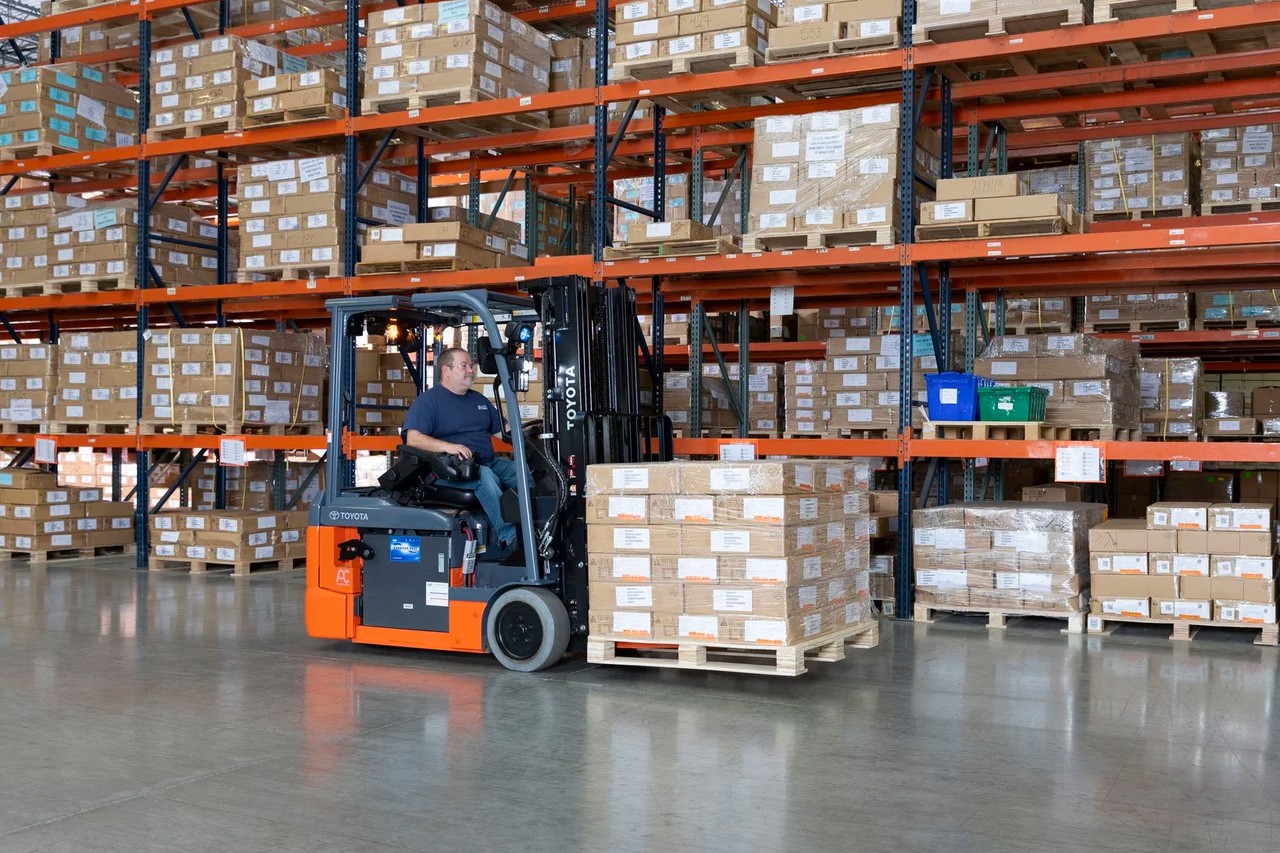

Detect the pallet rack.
[{"left": 3, "top": 0, "right": 1280, "bottom": 620}]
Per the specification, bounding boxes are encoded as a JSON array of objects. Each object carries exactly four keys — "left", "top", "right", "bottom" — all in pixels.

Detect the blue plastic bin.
[{"left": 925, "top": 372, "right": 994, "bottom": 421}]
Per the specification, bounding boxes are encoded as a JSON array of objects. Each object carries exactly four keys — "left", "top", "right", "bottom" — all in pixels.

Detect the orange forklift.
[{"left": 306, "top": 280, "right": 669, "bottom": 670}]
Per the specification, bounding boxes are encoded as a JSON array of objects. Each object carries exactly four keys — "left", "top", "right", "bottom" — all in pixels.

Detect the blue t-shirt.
[{"left": 402, "top": 385, "right": 502, "bottom": 463}]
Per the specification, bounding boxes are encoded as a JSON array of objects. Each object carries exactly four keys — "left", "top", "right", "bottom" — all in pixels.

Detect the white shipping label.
[
  {"left": 611, "top": 556, "right": 651, "bottom": 579},
  {"left": 935, "top": 570, "right": 967, "bottom": 589},
  {"left": 625, "top": 41, "right": 653, "bottom": 59},
  {"left": 745, "top": 558, "right": 786, "bottom": 583},
  {"left": 607, "top": 496, "right": 646, "bottom": 520},
  {"left": 710, "top": 468, "right": 752, "bottom": 491},
  {"left": 669, "top": 36, "right": 696, "bottom": 54},
  {"left": 611, "top": 468, "right": 649, "bottom": 490},
  {"left": 995, "top": 572, "right": 1020, "bottom": 590},
  {"left": 743, "top": 497, "right": 786, "bottom": 522},
  {"left": 615, "top": 585, "right": 654, "bottom": 608},
  {"left": 792, "top": 3, "right": 823, "bottom": 21},
  {"left": 1174, "top": 554, "right": 1209, "bottom": 576},
  {"left": 939, "top": 0, "right": 971, "bottom": 13},
  {"left": 990, "top": 361, "right": 1019, "bottom": 376},
  {"left": 679, "top": 615, "right": 718, "bottom": 640},
  {"left": 713, "top": 589, "right": 753, "bottom": 612},
  {"left": 861, "top": 18, "right": 892, "bottom": 37},
  {"left": 1019, "top": 572, "right": 1053, "bottom": 591},
  {"left": 712, "top": 31, "right": 742, "bottom": 49},
  {"left": 614, "top": 528, "right": 651, "bottom": 550},
  {"left": 612, "top": 611, "right": 650, "bottom": 635},
  {"left": 764, "top": 116, "right": 795, "bottom": 135},
  {"left": 769, "top": 189, "right": 798, "bottom": 206},
  {"left": 673, "top": 498, "right": 714, "bottom": 522},
  {"left": 856, "top": 206, "right": 888, "bottom": 225},
  {"left": 805, "top": 130, "right": 846, "bottom": 162},
  {"left": 933, "top": 528, "right": 965, "bottom": 550},
  {"left": 933, "top": 202, "right": 968, "bottom": 221},
  {"left": 761, "top": 165, "right": 793, "bottom": 182},
  {"left": 679, "top": 558, "right": 718, "bottom": 581},
  {"left": 711, "top": 530, "right": 751, "bottom": 553}
]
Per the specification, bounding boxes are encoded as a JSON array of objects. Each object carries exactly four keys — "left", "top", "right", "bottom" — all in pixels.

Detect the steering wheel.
[{"left": 396, "top": 444, "right": 478, "bottom": 481}]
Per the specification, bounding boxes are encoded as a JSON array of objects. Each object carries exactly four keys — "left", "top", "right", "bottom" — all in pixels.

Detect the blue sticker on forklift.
[{"left": 389, "top": 536, "right": 421, "bottom": 562}]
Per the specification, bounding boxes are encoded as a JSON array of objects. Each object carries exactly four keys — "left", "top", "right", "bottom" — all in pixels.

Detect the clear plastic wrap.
[
  {"left": 0, "top": 64, "right": 137, "bottom": 154},
  {"left": 1084, "top": 132, "right": 1198, "bottom": 216},
  {"left": 1200, "top": 125, "right": 1280, "bottom": 207},
  {"left": 1085, "top": 290, "right": 1191, "bottom": 326},
  {"left": 54, "top": 332, "right": 138, "bottom": 427},
  {"left": 913, "top": 501, "right": 1102, "bottom": 612},
  {"left": 1204, "top": 390, "right": 1245, "bottom": 418},
  {"left": 1139, "top": 357, "right": 1202, "bottom": 438},
  {"left": 1198, "top": 290, "right": 1280, "bottom": 326},
  {"left": 51, "top": 200, "right": 222, "bottom": 288}
]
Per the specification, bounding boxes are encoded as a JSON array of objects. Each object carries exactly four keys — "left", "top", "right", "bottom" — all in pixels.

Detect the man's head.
[{"left": 438, "top": 347, "right": 476, "bottom": 394}]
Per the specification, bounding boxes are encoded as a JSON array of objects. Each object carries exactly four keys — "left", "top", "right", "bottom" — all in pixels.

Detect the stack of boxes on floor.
[
  {"left": 748, "top": 104, "right": 939, "bottom": 244},
  {"left": 917, "top": 174, "right": 1076, "bottom": 239},
  {"left": 191, "top": 460, "right": 324, "bottom": 511},
  {"left": 54, "top": 332, "right": 138, "bottom": 429},
  {"left": 584, "top": 459, "right": 873, "bottom": 645},
  {"left": 1083, "top": 288, "right": 1192, "bottom": 331},
  {"left": 151, "top": 509, "right": 309, "bottom": 568},
  {"left": 142, "top": 329, "right": 326, "bottom": 433},
  {"left": 0, "top": 65, "right": 137, "bottom": 156},
  {"left": 1089, "top": 502, "right": 1277, "bottom": 625},
  {"left": 974, "top": 334, "right": 1141, "bottom": 434},
  {"left": 613, "top": 0, "right": 775, "bottom": 73},
  {"left": 769, "top": 0, "right": 901, "bottom": 57},
  {"left": 150, "top": 36, "right": 314, "bottom": 137},
  {"left": 1139, "top": 358, "right": 1202, "bottom": 440},
  {"left": 0, "top": 342, "right": 56, "bottom": 430},
  {"left": 914, "top": 502, "right": 1103, "bottom": 613},
  {"left": 867, "top": 489, "right": 899, "bottom": 605},
  {"left": 238, "top": 155, "right": 417, "bottom": 279},
  {"left": 362, "top": 218, "right": 529, "bottom": 271},
  {"left": 0, "top": 192, "right": 83, "bottom": 295},
  {"left": 1200, "top": 125, "right": 1280, "bottom": 213},
  {"left": 362, "top": 1, "right": 551, "bottom": 112},
  {"left": 0, "top": 468, "right": 133, "bottom": 556},
  {"left": 50, "top": 200, "right": 222, "bottom": 288},
  {"left": 1084, "top": 133, "right": 1198, "bottom": 219}
]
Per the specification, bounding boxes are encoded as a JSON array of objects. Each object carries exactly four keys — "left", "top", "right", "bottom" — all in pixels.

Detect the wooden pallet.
[
  {"left": 703, "top": 429, "right": 780, "bottom": 440},
  {"left": 1005, "top": 323, "right": 1073, "bottom": 335},
  {"left": 1194, "top": 317, "right": 1280, "bottom": 331},
  {"left": 915, "top": 215, "right": 1072, "bottom": 242},
  {"left": 921, "top": 421, "right": 1074, "bottom": 441},
  {"left": 586, "top": 619, "right": 879, "bottom": 677},
  {"left": 743, "top": 227, "right": 896, "bottom": 252},
  {"left": 1143, "top": 432, "right": 1200, "bottom": 441},
  {"left": 604, "top": 236, "right": 740, "bottom": 260},
  {"left": 146, "top": 118, "right": 245, "bottom": 142},
  {"left": 1058, "top": 425, "right": 1144, "bottom": 441},
  {"left": 0, "top": 422, "right": 41, "bottom": 434},
  {"left": 1203, "top": 200, "right": 1280, "bottom": 216},
  {"left": 46, "top": 422, "right": 135, "bottom": 435},
  {"left": 1, "top": 282, "right": 48, "bottom": 298},
  {"left": 1081, "top": 318, "right": 1192, "bottom": 333},
  {"left": 0, "top": 142, "right": 81, "bottom": 161},
  {"left": 360, "top": 87, "right": 549, "bottom": 135},
  {"left": 1204, "top": 431, "right": 1263, "bottom": 441},
  {"left": 1087, "top": 613, "right": 1279, "bottom": 646},
  {"left": 138, "top": 421, "right": 324, "bottom": 436},
  {"left": 0, "top": 543, "right": 136, "bottom": 566},
  {"left": 1093, "top": 0, "right": 1195, "bottom": 22},
  {"left": 354, "top": 257, "right": 489, "bottom": 275},
  {"left": 913, "top": 5, "right": 1087, "bottom": 45},
  {"left": 915, "top": 603, "right": 1086, "bottom": 634},
  {"left": 765, "top": 32, "right": 901, "bottom": 63},
  {"left": 148, "top": 553, "right": 306, "bottom": 577},
  {"left": 44, "top": 276, "right": 136, "bottom": 295},
  {"left": 1090, "top": 205, "right": 1195, "bottom": 222},
  {"left": 613, "top": 47, "right": 763, "bottom": 82},
  {"left": 238, "top": 263, "right": 343, "bottom": 283},
  {"left": 244, "top": 103, "right": 346, "bottom": 128}
]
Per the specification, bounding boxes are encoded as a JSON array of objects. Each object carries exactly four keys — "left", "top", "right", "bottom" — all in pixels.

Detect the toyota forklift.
[{"left": 305, "top": 279, "right": 669, "bottom": 671}]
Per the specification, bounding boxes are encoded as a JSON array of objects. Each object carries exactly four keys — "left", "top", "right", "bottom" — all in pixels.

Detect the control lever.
[{"left": 338, "top": 539, "right": 375, "bottom": 562}]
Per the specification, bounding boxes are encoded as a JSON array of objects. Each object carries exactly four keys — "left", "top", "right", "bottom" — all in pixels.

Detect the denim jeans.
[{"left": 439, "top": 457, "right": 522, "bottom": 546}]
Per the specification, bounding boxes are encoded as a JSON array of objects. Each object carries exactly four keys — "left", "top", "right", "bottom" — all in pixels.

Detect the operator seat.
[{"left": 377, "top": 445, "right": 484, "bottom": 513}]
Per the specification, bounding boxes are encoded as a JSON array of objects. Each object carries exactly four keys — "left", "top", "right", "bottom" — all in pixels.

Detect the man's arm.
[{"left": 404, "top": 429, "right": 473, "bottom": 459}]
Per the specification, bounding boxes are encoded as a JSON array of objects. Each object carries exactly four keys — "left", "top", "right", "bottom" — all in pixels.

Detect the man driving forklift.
[{"left": 402, "top": 346, "right": 522, "bottom": 558}]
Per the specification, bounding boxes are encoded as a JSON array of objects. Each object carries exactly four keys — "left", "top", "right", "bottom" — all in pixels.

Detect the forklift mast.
[{"left": 533, "top": 276, "right": 671, "bottom": 637}]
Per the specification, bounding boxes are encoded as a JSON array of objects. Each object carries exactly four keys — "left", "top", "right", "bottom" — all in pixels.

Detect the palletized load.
[
  {"left": 913, "top": 0, "right": 1087, "bottom": 45},
  {"left": 0, "top": 64, "right": 137, "bottom": 158},
  {"left": 358, "top": 218, "right": 529, "bottom": 273},
  {"left": 0, "top": 192, "right": 85, "bottom": 297},
  {"left": 747, "top": 105, "right": 939, "bottom": 252},
  {"left": 613, "top": 0, "right": 777, "bottom": 80},
  {"left": 584, "top": 460, "right": 875, "bottom": 664},
  {"left": 1197, "top": 290, "right": 1280, "bottom": 330},
  {"left": 53, "top": 332, "right": 138, "bottom": 431},
  {"left": 767, "top": 0, "right": 901, "bottom": 62},
  {"left": 50, "top": 200, "right": 221, "bottom": 289},
  {"left": 1084, "top": 132, "right": 1199, "bottom": 220},
  {"left": 150, "top": 509, "right": 308, "bottom": 574},
  {"left": 1082, "top": 288, "right": 1191, "bottom": 333},
  {"left": 917, "top": 173, "right": 1081, "bottom": 242},
  {"left": 0, "top": 343, "right": 56, "bottom": 431},
  {"left": 1139, "top": 358, "right": 1201, "bottom": 440},
  {"left": 189, "top": 460, "right": 324, "bottom": 511},
  {"left": 1199, "top": 124, "right": 1280, "bottom": 215},
  {"left": 914, "top": 501, "right": 1103, "bottom": 616},
  {"left": 245, "top": 68, "right": 347, "bottom": 127},
  {"left": 141, "top": 328, "right": 327, "bottom": 435},
  {"left": 0, "top": 468, "right": 134, "bottom": 559},
  {"left": 362, "top": 0, "right": 551, "bottom": 129}
]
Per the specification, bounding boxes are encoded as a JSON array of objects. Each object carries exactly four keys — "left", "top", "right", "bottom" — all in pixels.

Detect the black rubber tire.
[{"left": 485, "top": 587, "right": 570, "bottom": 672}]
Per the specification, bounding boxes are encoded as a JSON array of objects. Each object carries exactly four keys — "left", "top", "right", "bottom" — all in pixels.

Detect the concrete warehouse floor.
[{"left": 1, "top": 557, "right": 1277, "bottom": 852}]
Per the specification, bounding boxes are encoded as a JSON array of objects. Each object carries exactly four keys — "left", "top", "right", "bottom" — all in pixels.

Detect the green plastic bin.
[{"left": 977, "top": 386, "right": 1048, "bottom": 422}]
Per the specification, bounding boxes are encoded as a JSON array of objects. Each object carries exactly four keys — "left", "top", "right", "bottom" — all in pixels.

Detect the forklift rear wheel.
[{"left": 486, "top": 587, "right": 570, "bottom": 672}]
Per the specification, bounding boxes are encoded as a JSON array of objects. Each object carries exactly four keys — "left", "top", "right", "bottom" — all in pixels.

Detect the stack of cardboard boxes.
[
  {"left": 355, "top": 348, "right": 418, "bottom": 433},
  {"left": 613, "top": 0, "right": 776, "bottom": 74},
  {"left": 549, "top": 38, "right": 597, "bottom": 128},
  {"left": 54, "top": 332, "right": 138, "bottom": 430},
  {"left": 994, "top": 298, "right": 1072, "bottom": 332},
  {"left": 0, "top": 468, "right": 134, "bottom": 557},
  {"left": 1139, "top": 357, "right": 1202, "bottom": 440},
  {"left": 237, "top": 155, "right": 417, "bottom": 279},
  {"left": 1203, "top": 390, "right": 1256, "bottom": 438},
  {"left": 660, "top": 365, "right": 779, "bottom": 436},
  {"left": 51, "top": 200, "right": 222, "bottom": 288},
  {"left": 1253, "top": 387, "right": 1280, "bottom": 438},
  {"left": 190, "top": 460, "right": 324, "bottom": 511},
  {"left": 974, "top": 334, "right": 1142, "bottom": 433},
  {"left": 914, "top": 0, "right": 1087, "bottom": 41},
  {"left": 1085, "top": 133, "right": 1199, "bottom": 219},
  {"left": 0, "top": 343, "right": 56, "bottom": 430},
  {"left": 245, "top": 69, "right": 347, "bottom": 127},
  {"left": 150, "top": 36, "right": 313, "bottom": 137},
  {"left": 0, "top": 64, "right": 137, "bottom": 156},
  {"left": 142, "top": 329, "right": 326, "bottom": 433},
  {"left": 1083, "top": 289, "right": 1192, "bottom": 332},
  {"left": 1199, "top": 125, "right": 1280, "bottom": 213},
  {"left": 914, "top": 501, "right": 1103, "bottom": 614},
  {"left": 1022, "top": 165, "right": 1081, "bottom": 199},
  {"left": 612, "top": 175, "right": 691, "bottom": 243},
  {"left": 917, "top": 174, "right": 1077, "bottom": 240},
  {"left": 585, "top": 459, "right": 873, "bottom": 646},
  {"left": 768, "top": 0, "right": 901, "bottom": 59},
  {"left": 747, "top": 105, "right": 939, "bottom": 246},
  {"left": 57, "top": 449, "right": 138, "bottom": 494},
  {"left": 150, "top": 509, "right": 309, "bottom": 570},
  {"left": 1196, "top": 290, "right": 1280, "bottom": 328},
  {"left": 361, "top": 220, "right": 529, "bottom": 271},
  {"left": 1089, "top": 502, "right": 1277, "bottom": 625},
  {"left": 0, "top": 192, "right": 84, "bottom": 295},
  {"left": 362, "top": 1, "right": 551, "bottom": 113}
]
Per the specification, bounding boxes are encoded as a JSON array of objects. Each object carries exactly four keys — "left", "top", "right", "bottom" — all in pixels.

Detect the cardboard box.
[
  {"left": 1090, "top": 597, "right": 1151, "bottom": 619},
  {"left": 584, "top": 495, "right": 650, "bottom": 524},
  {"left": 1205, "top": 530, "right": 1274, "bottom": 557},
  {"left": 586, "top": 524, "right": 682, "bottom": 554},
  {"left": 935, "top": 174, "right": 1027, "bottom": 201},
  {"left": 1091, "top": 553, "right": 1148, "bottom": 575},
  {"left": 1022, "top": 485, "right": 1083, "bottom": 503},
  {"left": 588, "top": 581, "right": 683, "bottom": 612},
  {"left": 1209, "top": 503, "right": 1272, "bottom": 533},
  {"left": 1146, "top": 501, "right": 1211, "bottom": 530},
  {"left": 919, "top": 200, "right": 973, "bottom": 224},
  {"left": 585, "top": 463, "right": 682, "bottom": 495},
  {"left": 626, "top": 218, "right": 715, "bottom": 243}
]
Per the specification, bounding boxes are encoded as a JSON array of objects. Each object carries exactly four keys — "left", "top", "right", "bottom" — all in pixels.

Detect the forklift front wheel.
[{"left": 486, "top": 587, "right": 571, "bottom": 672}]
